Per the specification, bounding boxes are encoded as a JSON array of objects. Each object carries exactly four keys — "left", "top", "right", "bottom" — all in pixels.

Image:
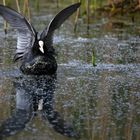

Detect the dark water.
[{"left": 0, "top": 2, "right": 140, "bottom": 140}]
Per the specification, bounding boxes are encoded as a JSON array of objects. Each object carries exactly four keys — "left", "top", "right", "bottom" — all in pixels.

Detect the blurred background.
[{"left": 1, "top": 0, "right": 140, "bottom": 35}]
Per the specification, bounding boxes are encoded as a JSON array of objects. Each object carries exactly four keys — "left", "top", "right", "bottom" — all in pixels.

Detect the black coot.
[{"left": 0, "top": 3, "right": 81, "bottom": 75}]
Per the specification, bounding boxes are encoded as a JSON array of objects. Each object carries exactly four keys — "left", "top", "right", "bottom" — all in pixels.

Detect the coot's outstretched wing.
[
  {"left": 40, "top": 3, "right": 81, "bottom": 47},
  {"left": 0, "top": 5, "right": 36, "bottom": 61}
]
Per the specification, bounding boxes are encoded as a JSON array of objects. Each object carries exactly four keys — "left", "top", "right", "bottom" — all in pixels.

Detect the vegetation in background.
[
  {"left": 97, "top": 0, "right": 140, "bottom": 16},
  {"left": 2, "top": 0, "right": 140, "bottom": 33}
]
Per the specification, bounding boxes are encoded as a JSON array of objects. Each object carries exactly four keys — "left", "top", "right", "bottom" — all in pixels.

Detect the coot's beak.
[{"left": 39, "top": 40, "right": 44, "bottom": 53}]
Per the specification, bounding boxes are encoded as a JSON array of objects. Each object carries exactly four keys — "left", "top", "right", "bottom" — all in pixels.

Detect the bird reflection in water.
[{"left": 0, "top": 75, "right": 78, "bottom": 139}]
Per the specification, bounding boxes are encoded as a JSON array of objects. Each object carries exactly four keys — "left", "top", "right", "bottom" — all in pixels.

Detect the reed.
[
  {"left": 86, "top": 0, "right": 90, "bottom": 34},
  {"left": 16, "top": 0, "right": 21, "bottom": 13},
  {"left": 35, "top": 0, "right": 40, "bottom": 12},
  {"left": 56, "top": 0, "right": 59, "bottom": 8},
  {"left": 3, "top": 0, "right": 8, "bottom": 34},
  {"left": 92, "top": 49, "right": 96, "bottom": 67},
  {"left": 74, "top": 0, "right": 81, "bottom": 32},
  {"left": 23, "top": 0, "right": 31, "bottom": 21}
]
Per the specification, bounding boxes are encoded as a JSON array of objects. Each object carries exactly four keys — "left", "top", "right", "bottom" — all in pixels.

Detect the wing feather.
[
  {"left": 0, "top": 5, "right": 36, "bottom": 61},
  {"left": 40, "top": 3, "right": 81, "bottom": 47}
]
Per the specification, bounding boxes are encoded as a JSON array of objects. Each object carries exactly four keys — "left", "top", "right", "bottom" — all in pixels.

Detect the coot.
[{"left": 0, "top": 3, "right": 81, "bottom": 75}]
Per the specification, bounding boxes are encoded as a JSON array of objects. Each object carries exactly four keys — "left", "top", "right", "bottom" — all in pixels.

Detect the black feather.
[
  {"left": 0, "top": 4, "right": 36, "bottom": 61},
  {"left": 40, "top": 3, "right": 81, "bottom": 47}
]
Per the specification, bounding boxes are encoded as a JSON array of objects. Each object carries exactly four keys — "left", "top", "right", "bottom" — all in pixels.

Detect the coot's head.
[{"left": 0, "top": 3, "right": 81, "bottom": 75}]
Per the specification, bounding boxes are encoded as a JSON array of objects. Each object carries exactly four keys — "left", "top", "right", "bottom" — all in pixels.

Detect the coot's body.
[{"left": 20, "top": 52, "right": 57, "bottom": 75}]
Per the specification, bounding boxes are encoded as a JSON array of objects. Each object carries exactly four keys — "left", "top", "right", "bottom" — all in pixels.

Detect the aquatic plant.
[
  {"left": 2, "top": 0, "right": 7, "bottom": 34},
  {"left": 92, "top": 49, "right": 96, "bottom": 67}
]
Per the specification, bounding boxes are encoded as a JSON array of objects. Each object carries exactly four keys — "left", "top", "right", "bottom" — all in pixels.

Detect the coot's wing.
[
  {"left": 0, "top": 5, "right": 36, "bottom": 61},
  {"left": 40, "top": 3, "right": 81, "bottom": 47}
]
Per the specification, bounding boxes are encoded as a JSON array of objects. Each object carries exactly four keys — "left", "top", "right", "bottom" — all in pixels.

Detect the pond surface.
[{"left": 0, "top": 2, "right": 140, "bottom": 140}]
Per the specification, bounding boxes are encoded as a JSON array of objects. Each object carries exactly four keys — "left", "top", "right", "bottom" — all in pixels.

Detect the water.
[{"left": 0, "top": 2, "right": 140, "bottom": 140}]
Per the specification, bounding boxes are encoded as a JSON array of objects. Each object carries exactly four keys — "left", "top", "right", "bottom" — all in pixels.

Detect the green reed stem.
[
  {"left": 3, "top": 0, "right": 8, "bottom": 34},
  {"left": 23, "top": 0, "right": 31, "bottom": 22},
  {"left": 92, "top": 49, "right": 96, "bottom": 67},
  {"left": 86, "top": 0, "right": 90, "bottom": 34},
  {"left": 74, "top": 0, "right": 81, "bottom": 32},
  {"left": 16, "top": 0, "right": 21, "bottom": 13}
]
